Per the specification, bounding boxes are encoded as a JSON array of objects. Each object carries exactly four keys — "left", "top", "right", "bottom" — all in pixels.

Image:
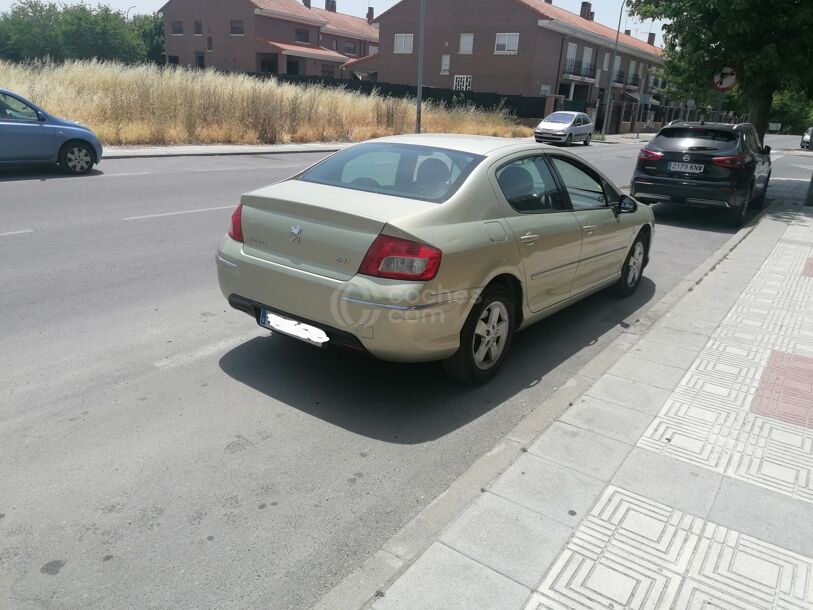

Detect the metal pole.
[
  {"left": 415, "top": 0, "right": 426, "bottom": 133},
  {"left": 601, "top": 0, "right": 625, "bottom": 136}
]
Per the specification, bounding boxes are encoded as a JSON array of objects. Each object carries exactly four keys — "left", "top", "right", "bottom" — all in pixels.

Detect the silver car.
[{"left": 534, "top": 111, "right": 594, "bottom": 146}]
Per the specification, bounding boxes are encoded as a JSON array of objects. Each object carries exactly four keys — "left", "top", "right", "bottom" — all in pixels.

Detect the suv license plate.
[
  {"left": 669, "top": 162, "right": 704, "bottom": 173},
  {"left": 259, "top": 309, "right": 329, "bottom": 347}
]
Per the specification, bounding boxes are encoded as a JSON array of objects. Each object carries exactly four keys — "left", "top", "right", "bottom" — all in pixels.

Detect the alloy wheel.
[
  {"left": 66, "top": 146, "right": 92, "bottom": 173},
  {"left": 627, "top": 241, "right": 645, "bottom": 287},
  {"left": 472, "top": 301, "right": 510, "bottom": 370}
]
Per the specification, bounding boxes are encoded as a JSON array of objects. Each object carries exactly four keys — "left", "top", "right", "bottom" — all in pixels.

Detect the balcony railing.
[
  {"left": 613, "top": 70, "right": 625, "bottom": 84},
  {"left": 563, "top": 59, "right": 597, "bottom": 79}
]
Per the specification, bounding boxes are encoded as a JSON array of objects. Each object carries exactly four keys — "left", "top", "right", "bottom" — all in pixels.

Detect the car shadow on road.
[
  {"left": 0, "top": 166, "right": 103, "bottom": 182},
  {"left": 218, "top": 277, "right": 656, "bottom": 444},
  {"left": 649, "top": 201, "right": 763, "bottom": 233}
]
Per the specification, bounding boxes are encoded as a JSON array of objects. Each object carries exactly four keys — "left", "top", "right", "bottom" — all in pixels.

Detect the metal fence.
[{"left": 247, "top": 73, "right": 549, "bottom": 118}]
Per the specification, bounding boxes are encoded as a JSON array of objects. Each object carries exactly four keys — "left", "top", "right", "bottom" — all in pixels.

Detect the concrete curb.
[
  {"left": 314, "top": 198, "right": 782, "bottom": 610},
  {"left": 103, "top": 143, "right": 347, "bottom": 160}
]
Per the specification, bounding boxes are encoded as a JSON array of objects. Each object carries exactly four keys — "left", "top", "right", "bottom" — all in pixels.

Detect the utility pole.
[
  {"left": 415, "top": 0, "right": 426, "bottom": 133},
  {"left": 601, "top": 1, "right": 625, "bottom": 136}
]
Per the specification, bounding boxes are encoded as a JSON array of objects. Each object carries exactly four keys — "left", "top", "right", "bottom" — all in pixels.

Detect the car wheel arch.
[
  {"left": 481, "top": 272, "right": 524, "bottom": 329},
  {"left": 59, "top": 138, "right": 98, "bottom": 163},
  {"left": 635, "top": 224, "right": 652, "bottom": 266}
]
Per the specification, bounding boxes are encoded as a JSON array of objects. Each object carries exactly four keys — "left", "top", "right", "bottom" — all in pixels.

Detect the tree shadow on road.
[{"left": 218, "top": 278, "right": 656, "bottom": 444}]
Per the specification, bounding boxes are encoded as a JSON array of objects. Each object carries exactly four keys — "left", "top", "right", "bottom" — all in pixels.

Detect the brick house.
[
  {"left": 344, "top": 0, "right": 663, "bottom": 109},
  {"left": 160, "top": 0, "right": 379, "bottom": 78}
]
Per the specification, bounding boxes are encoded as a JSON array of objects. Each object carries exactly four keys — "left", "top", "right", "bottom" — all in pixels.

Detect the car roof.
[
  {"left": 663, "top": 121, "right": 752, "bottom": 131},
  {"left": 365, "top": 133, "right": 531, "bottom": 156}
]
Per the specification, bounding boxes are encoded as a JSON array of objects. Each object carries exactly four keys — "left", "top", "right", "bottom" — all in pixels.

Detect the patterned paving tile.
[
  {"left": 751, "top": 351, "right": 813, "bottom": 429},
  {"left": 530, "top": 486, "right": 813, "bottom": 610},
  {"left": 801, "top": 258, "right": 813, "bottom": 278}
]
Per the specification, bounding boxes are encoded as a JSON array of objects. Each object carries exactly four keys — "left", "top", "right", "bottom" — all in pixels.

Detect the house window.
[
  {"left": 322, "top": 64, "right": 335, "bottom": 79},
  {"left": 193, "top": 20, "right": 202, "bottom": 35},
  {"left": 167, "top": 55, "right": 179, "bottom": 64},
  {"left": 195, "top": 52, "right": 205, "bottom": 69},
  {"left": 603, "top": 52, "right": 609, "bottom": 71},
  {"left": 171, "top": 21, "right": 183, "bottom": 35},
  {"left": 628, "top": 60, "right": 636, "bottom": 82},
  {"left": 230, "top": 20, "right": 244, "bottom": 35},
  {"left": 394, "top": 33, "right": 413, "bottom": 54},
  {"left": 582, "top": 47, "right": 593, "bottom": 71},
  {"left": 332, "top": 39, "right": 338, "bottom": 51},
  {"left": 494, "top": 33, "right": 519, "bottom": 55},
  {"left": 207, "top": 36, "right": 213, "bottom": 51},
  {"left": 440, "top": 54, "right": 450, "bottom": 75},
  {"left": 458, "top": 33, "right": 473, "bottom": 54},
  {"left": 295, "top": 28, "right": 310, "bottom": 43},
  {"left": 369, "top": 44, "right": 378, "bottom": 54},
  {"left": 453, "top": 74, "right": 472, "bottom": 91},
  {"left": 344, "top": 41, "right": 357, "bottom": 55}
]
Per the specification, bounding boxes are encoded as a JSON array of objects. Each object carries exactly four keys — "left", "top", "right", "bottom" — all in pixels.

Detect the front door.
[
  {"left": 548, "top": 155, "right": 632, "bottom": 293},
  {"left": 0, "top": 92, "right": 55, "bottom": 161},
  {"left": 493, "top": 155, "right": 583, "bottom": 313}
]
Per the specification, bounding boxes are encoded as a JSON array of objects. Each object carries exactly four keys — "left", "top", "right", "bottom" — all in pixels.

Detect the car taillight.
[
  {"left": 228, "top": 203, "right": 243, "bottom": 242},
  {"left": 712, "top": 155, "right": 747, "bottom": 169},
  {"left": 359, "top": 235, "right": 442, "bottom": 281},
  {"left": 638, "top": 148, "right": 664, "bottom": 161}
]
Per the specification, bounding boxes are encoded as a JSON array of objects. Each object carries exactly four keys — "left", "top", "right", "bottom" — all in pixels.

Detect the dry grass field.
[{"left": 0, "top": 60, "right": 533, "bottom": 145}]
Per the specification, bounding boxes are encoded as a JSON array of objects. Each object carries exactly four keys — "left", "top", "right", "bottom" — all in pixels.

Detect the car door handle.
[
  {"left": 581, "top": 225, "right": 598, "bottom": 233},
  {"left": 520, "top": 233, "right": 540, "bottom": 244}
]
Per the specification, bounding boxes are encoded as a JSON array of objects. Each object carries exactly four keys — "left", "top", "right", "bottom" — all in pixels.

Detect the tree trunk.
[{"left": 747, "top": 88, "right": 775, "bottom": 143}]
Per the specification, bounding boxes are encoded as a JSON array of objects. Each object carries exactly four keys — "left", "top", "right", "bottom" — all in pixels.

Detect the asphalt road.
[{"left": 0, "top": 135, "right": 808, "bottom": 609}]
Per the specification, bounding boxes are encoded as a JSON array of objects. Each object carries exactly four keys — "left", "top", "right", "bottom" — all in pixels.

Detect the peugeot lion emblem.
[
  {"left": 682, "top": 154, "right": 691, "bottom": 162},
  {"left": 289, "top": 225, "right": 303, "bottom": 244}
]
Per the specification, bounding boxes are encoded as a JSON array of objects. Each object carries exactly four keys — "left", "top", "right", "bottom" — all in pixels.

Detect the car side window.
[
  {"left": 496, "top": 156, "right": 564, "bottom": 213},
  {"left": 549, "top": 156, "right": 608, "bottom": 210},
  {"left": 0, "top": 93, "right": 38, "bottom": 121},
  {"left": 574, "top": 115, "right": 583, "bottom": 126}
]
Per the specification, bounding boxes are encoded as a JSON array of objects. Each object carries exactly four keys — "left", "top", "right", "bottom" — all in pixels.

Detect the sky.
[{"left": 0, "top": 0, "right": 667, "bottom": 47}]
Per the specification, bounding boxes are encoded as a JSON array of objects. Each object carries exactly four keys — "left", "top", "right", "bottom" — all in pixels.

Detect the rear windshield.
[
  {"left": 543, "top": 112, "right": 575, "bottom": 124},
  {"left": 652, "top": 127, "right": 737, "bottom": 151},
  {"left": 299, "top": 142, "right": 484, "bottom": 203}
]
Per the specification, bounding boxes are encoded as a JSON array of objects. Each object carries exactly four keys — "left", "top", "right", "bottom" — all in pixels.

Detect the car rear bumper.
[
  {"left": 216, "top": 237, "right": 472, "bottom": 363},
  {"left": 630, "top": 174, "right": 745, "bottom": 208}
]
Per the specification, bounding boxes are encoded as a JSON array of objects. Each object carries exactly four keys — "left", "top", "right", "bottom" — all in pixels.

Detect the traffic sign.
[{"left": 712, "top": 67, "right": 738, "bottom": 92}]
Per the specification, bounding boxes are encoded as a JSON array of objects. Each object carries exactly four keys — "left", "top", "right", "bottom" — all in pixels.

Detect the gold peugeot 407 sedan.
[{"left": 217, "top": 134, "right": 654, "bottom": 384}]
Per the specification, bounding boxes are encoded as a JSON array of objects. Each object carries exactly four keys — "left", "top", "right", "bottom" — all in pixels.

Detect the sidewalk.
[
  {"left": 597, "top": 132, "right": 658, "bottom": 144},
  {"left": 348, "top": 184, "right": 813, "bottom": 609},
  {"left": 103, "top": 142, "right": 347, "bottom": 159}
]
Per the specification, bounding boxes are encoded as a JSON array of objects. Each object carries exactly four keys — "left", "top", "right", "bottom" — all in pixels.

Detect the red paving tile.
[
  {"left": 751, "top": 350, "right": 813, "bottom": 429},
  {"left": 803, "top": 258, "right": 813, "bottom": 278}
]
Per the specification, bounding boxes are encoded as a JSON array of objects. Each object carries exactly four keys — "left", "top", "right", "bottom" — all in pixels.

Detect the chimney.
[
  {"left": 624, "top": 29, "right": 631, "bottom": 36},
  {"left": 647, "top": 32, "right": 656, "bottom": 45},
  {"left": 544, "top": 0, "right": 552, "bottom": 4},
  {"left": 325, "top": 0, "right": 336, "bottom": 11},
  {"left": 302, "top": 0, "right": 310, "bottom": 7},
  {"left": 588, "top": 11, "right": 594, "bottom": 20},
  {"left": 579, "top": 2, "right": 591, "bottom": 19},
  {"left": 366, "top": 5, "right": 374, "bottom": 23}
]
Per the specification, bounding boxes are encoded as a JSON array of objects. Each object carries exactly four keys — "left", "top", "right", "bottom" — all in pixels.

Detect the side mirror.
[
  {"left": 763, "top": 145, "right": 771, "bottom": 154},
  {"left": 613, "top": 195, "right": 637, "bottom": 217},
  {"left": 37, "top": 110, "right": 47, "bottom": 122}
]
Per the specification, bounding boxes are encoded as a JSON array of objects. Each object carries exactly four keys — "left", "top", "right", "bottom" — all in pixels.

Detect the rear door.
[
  {"left": 639, "top": 126, "right": 741, "bottom": 185},
  {"left": 0, "top": 92, "right": 55, "bottom": 161},
  {"left": 744, "top": 127, "right": 770, "bottom": 192},
  {"left": 548, "top": 155, "right": 632, "bottom": 293},
  {"left": 493, "top": 154, "right": 583, "bottom": 313}
]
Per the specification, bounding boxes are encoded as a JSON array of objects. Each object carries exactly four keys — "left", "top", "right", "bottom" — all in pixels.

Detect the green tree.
[
  {"left": 0, "top": 0, "right": 63, "bottom": 60},
  {"left": 131, "top": 13, "right": 164, "bottom": 64},
  {"left": 627, "top": 0, "right": 813, "bottom": 141}
]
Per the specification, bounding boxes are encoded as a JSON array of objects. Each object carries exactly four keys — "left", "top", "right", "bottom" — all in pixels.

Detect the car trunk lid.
[
  {"left": 640, "top": 127, "right": 740, "bottom": 182},
  {"left": 240, "top": 180, "right": 436, "bottom": 281}
]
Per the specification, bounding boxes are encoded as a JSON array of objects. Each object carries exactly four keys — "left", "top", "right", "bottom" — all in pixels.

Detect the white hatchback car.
[{"left": 534, "top": 111, "right": 594, "bottom": 146}]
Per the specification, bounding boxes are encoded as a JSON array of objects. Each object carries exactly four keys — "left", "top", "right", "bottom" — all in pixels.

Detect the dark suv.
[{"left": 630, "top": 122, "right": 771, "bottom": 226}]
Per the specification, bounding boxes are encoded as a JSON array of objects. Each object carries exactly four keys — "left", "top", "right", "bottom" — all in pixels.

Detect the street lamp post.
[
  {"left": 601, "top": 0, "right": 625, "bottom": 136},
  {"left": 415, "top": 0, "right": 426, "bottom": 133},
  {"left": 125, "top": 5, "right": 137, "bottom": 20}
]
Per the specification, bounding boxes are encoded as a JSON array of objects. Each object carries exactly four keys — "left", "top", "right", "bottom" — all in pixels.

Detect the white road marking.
[
  {"left": 123, "top": 205, "right": 235, "bottom": 221},
  {"left": 791, "top": 164, "right": 813, "bottom": 170},
  {"left": 772, "top": 177, "right": 811, "bottom": 182},
  {"left": 99, "top": 172, "right": 151, "bottom": 178},
  {"left": 0, "top": 229, "right": 34, "bottom": 237},
  {"left": 153, "top": 331, "right": 263, "bottom": 369}
]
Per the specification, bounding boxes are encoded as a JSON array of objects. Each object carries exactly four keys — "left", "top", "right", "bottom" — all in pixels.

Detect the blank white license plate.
[
  {"left": 259, "top": 309, "right": 329, "bottom": 347},
  {"left": 669, "top": 162, "right": 704, "bottom": 173}
]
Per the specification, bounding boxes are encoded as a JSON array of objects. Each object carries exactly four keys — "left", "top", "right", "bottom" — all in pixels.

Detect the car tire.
[
  {"left": 749, "top": 180, "right": 768, "bottom": 210},
  {"left": 59, "top": 141, "right": 95, "bottom": 175},
  {"left": 442, "top": 284, "right": 515, "bottom": 385},
  {"left": 727, "top": 196, "right": 749, "bottom": 227},
  {"left": 614, "top": 233, "right": 648, "bottom": 297},
  {"left": 583, "top": 132, "right": 592, "bottom": 146},
  {"left": 565, "top": 133, "right": 573, "bottom": 146}
]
